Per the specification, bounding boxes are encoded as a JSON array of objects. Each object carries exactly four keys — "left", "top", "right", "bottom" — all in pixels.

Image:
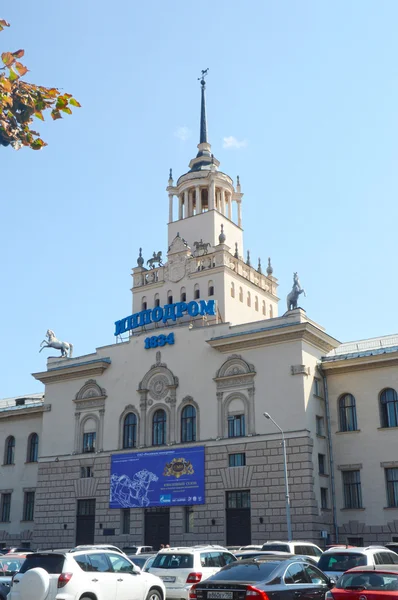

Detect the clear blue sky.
[{"left": 2, "top": 1, "right": 398, "bottom": 397}]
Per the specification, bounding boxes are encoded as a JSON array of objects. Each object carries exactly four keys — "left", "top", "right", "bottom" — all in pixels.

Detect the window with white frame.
[{"left": 82, "top": 418, "right": 97, "bottom": 453}]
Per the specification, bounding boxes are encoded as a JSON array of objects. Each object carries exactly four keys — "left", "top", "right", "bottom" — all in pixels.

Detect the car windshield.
[
  {"left": 317, "top": 552, "right": 367, "bottom": 572},
  {"left": 338, "top": 572, "right": 398, "bottom": 591},
  {"left": 208, "top": 561, "right": 279, "bottom": 582},
  {"left": 151, "top": 554, "right": 193, "bottom": 569},
  {"left": 129, "top": 556, "right": 147, "bottom": 568},
  {"left": 20, "top": 554, "right": 65, "bottom": 574},
  {"left": 0, "top": 557, "right": 24, "bottom": 575},
  {"left": 262, "top": 544, "right": 289, "bottom": 553}
]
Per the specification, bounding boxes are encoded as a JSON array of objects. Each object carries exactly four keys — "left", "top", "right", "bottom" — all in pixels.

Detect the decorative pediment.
[
  {"left": 75, "top": 379, "right": 107, "bottom": 400},
  {"left": 215, "top": 355, "right": 256, "bottom": 380},
  {"left": 168, "top": 234, "right": 191, "bottom": 255},
  {"left": 138, "top": 358, "right": 178, "bottom": 402}
]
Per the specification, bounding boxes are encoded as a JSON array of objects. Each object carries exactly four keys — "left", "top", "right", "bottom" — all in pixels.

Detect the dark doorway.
[
  {"left": 145, "top": 507, "right": 170, "bottom": 550},
  {"left": 226, "top": 490, "right": 251, "bottom": 546},
  {"left": 76, "top": 499, "right": 96, "bottom": 545}
]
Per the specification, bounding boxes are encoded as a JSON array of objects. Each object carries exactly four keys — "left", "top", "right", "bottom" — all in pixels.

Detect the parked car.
[
  {"left": 124, "top": 546, "right": 154, "bottom": 555},
  {"left": 318, "top": 545, "right": 398, "bottom": 579},
  {"left": 1, "top": 549, "right": 30, "bottom": 556},
  {"left": 128, "top": 553, "right": 157, "bottom": 570},
  {"left": 238, "top": 546, "right": 262, "bottom": 551},
  {"left": 9, "top": 548, "right": 166, "bottom": 600},
  {"left": 148, "top": 545, "right": 237, "bottom": 600},
  {"left": 0, "top": 554, "right": 28, "bottom": 598},
  {"left": 73, "top": 543, "right": 126, "bottom": 554},
  {"left": 325, "top": 564, "right": 398, "bottom": 598},
  {"left": 189, "top": 556, "right": 335, "bottom": 600},
  {"left": 143, "top": 555, "right": 157, "bottom": 572},
  {"left": 261, "top": 541, "right": 323, "bottom": 562},
  {"left": 235, "top": 550, "right": 319, "bottom": 566},
  {"left": 385, "top": 542, "right": 398, "bottom": 554}
]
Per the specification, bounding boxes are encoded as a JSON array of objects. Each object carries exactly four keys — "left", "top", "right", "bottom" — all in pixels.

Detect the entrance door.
[
  {"left": 145, "top": 507, "right": 170, "bottom": 550},
  {"left": 226, "top": 491, "right": 251, "bottom": 546},
  {"left": 76, "top": 499, "right": 96, "bottom": 545}
]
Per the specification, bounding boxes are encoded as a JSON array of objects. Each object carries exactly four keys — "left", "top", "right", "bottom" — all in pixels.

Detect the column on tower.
[
  {"left": 168, "top": 193, "right": 173, "bottom": 222},
  {"left": 227, "top": 193, "right": 232, "bottom": 220},
  {"left": 209, "top": 179, "right": 215, "bottom": 210},
  {"left": 237, "top": 201, "right": 242, "bottom": 227},
  {"left": 184, "top": 190, "right": 189, "bottom": 218},
  {"left": 196, "top": 186, "right": 202, "bottom": 214},
  {"left": 220, "top": 188, "right": 225, "bottom": 215},
  {"left": 178, "top": 194, "right": 183, "bottom": 220}
]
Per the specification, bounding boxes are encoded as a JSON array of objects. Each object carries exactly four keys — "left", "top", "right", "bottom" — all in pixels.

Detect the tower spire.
[{"left": 199, "top": 69, "right": 209, "bottom": 144}]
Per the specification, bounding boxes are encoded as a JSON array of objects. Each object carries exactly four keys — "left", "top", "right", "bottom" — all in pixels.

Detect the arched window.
[
  {"left": 239, "top": 287, "right": 243, "bottom": 302},
  {"left": 181, "top": 405, "right": 196, "bottom": 443},
  {"left": 27, "top": 433, "right": 39, "bottom": 463},
  {"left": 142, "top": 296, "right": 147, "bottom": 310},
  {"left": 82, "top": 418, "right": 96, "bottom": 453},
  {"left": 180, "top": 287, "right": 186, "bottom": 302},
  {"left": 152, "top": 409, "right": 166, "bottom": 446},
  {"left": 194, "top": 284, "right": 200, "bottom": 300},
  {"left": 270, "top": 305, "right": 273, "bottom": 318},
  {"left": 255, "top": 296, "right": 259, "bottom": 311},
  {"left": 123, "top": 413, "right": 137, "bottom": 449},
  {"left": 208, "top": 280, "right": 214, "bottom": 296},
  {"left": 154, "top": 293, "right": 160, "bottom": 307},
  {"left": 380, "top": 388, "right": 398, "bottom": 428},
  {"left": 231, "top": 282, "right": 235, "bottom": 298},
  {"left": 4, "top": 436, "right": 15, "bottom": 465},
  {"left": 339, "top": 394, "right": 358, "bottom": 432},
  {"left": 167, "top": 290, "right": 173, "bottom": 304},
  {"left": 247, "top": 291, "right": 251, "bottom": 307},
  {"left": 262, "top": 300, "right": 266, "bottom": 316}
]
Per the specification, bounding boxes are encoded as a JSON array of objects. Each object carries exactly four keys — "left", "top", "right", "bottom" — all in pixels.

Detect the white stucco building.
[{"left": 1, "top": 77, "right": 398, "bottom": 550}]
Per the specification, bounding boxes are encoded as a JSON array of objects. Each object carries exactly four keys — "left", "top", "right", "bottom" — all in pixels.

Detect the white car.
[
  {"left": 9, "top": 548, "right": 166, "bottom": 600},
  {"left": 148, "top": 546, "right": 236, "bottom": 600},
  {"left": 261, "top": 541, "right": 323, "bottom": 562},
  {"left": 317, "top": 545, "right": 398, "bottom": 579}
]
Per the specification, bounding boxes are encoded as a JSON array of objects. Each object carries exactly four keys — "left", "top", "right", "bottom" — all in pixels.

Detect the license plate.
[
  {"left": 161, "top": 576, "right": 176, "bottom": 583},
  {"left": 207, "top": 593, "right": 233, "bottom": 599}
]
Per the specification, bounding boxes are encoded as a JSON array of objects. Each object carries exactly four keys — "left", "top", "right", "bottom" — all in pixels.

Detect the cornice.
[
  {"left": 207, "top": 322, "right": 338, "bottom": 354},
  {"left": 32, "top": 358, "right": 111, "bottom": 384},
  {"left": 321, "top": 352, "right": 398, "bottom": 374},
  {"left": 0, "top": 404, "right": 51, "bottom": 420}
]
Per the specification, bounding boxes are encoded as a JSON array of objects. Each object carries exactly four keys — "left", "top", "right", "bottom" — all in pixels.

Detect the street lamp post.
[{"left": 263, "top": 412, "right": 292, "bottom": 541}]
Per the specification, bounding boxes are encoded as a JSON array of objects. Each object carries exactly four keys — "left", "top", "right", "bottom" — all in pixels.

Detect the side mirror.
[
  {"left": 328, "top": 578, "right": 336, "bottom": 589},
  {"left": 133, "top": 564, "right": 142, "bottom": 573}
]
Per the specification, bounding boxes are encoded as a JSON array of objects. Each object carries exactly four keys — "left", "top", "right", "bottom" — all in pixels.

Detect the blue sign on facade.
[
  {"left": 114, "top": 299, "right": 216, "bottom": 336},
  {"left": 110, "top": 446, "right": 205, "bottom": 508}
]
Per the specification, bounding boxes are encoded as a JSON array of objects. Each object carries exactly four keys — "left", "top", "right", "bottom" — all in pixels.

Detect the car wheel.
[{"left": 146, "top": 588, "right": 163, "bottom": 600}]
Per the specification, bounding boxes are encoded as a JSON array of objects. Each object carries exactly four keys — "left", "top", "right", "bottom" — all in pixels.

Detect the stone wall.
[{"left": 32, "top": 434, "right": 331, "bottom": 549}]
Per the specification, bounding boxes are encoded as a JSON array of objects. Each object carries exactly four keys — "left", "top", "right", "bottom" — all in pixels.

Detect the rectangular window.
[
  {"left": 342, "top": 470, "right": 362, "bottom": 509},
  {"left": 226, "top": 490, "right": 251, "bottom": 509},
  {"left": 386, "top": 468, "right": 398, "bottom": 508},
  {"left": 80, "top": 466, "right": 93, "bottom": 478},
  {"left": 316, "top": 416, "right": 324, "bottom": 436},
  {"left": 0, "top": 493, "right": 11, "bottom": 522},
  {"left": 23, "top": 491, "right": 35, "bottom": 521},
  {"left": 228, "top": 414, "right": 245, "bottom": 438},
  {"left": 320, "top": 487, "right": 328, "bottom": 509},
  {"left": 346, "top": 537, "right": 364, "bottom": 547},
  {"left": 229, "top": 453, "right": 246, "bottom": 467},
  {"left": 122, "top": 508, "right": 130, "bottom": 534},
  {"left": 82, "top": 432, "right": 96, "bottom": 453},
  {"left": 314, "top": 378, "right": 323, "bottom": 397},
  {"left": 184, "top": 506, "right": 194, "bottom": 533},
  {"left": 318, "top": 453, "right": 326, "bottom": 475}
]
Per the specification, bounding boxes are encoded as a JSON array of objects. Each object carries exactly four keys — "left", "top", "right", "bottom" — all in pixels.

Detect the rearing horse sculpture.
[
  {"left": 39, "top": 329, "right": 73, "bottom": 358},
  {"left": 286, "top": 272, "right": 306, "bottom": 311}
]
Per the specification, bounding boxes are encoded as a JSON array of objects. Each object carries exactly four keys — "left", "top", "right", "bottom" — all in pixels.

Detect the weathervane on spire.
[{"left": 198, "top": 68, "right": 209, "bottom": 86}]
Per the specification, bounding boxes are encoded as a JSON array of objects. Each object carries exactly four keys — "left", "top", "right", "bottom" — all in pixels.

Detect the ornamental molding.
[
  {"left": 321, "top": 353, "right": 398, "bottom": 374},
  {"left": 291, "top": 365, "right": 311, "bottom": 376},
  {"left": 73, "top": 398, "right": 106, "bottom": 411},
  {"left": 215, "top": 354, "right": 256, "bottom": 380},
  {"left": 32, "top": 358, "right": 111, "bottom": 384},
  {"left": 75, "top": 379, "right": 107, "bottom": 400},
  {"left": 0, "top": 404, "right": 51, "bottom": 420}
]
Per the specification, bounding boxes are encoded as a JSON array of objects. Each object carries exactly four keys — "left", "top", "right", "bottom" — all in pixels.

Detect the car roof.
[
  {"left": 237, "top": 551, "right": 292, "bottom": 556},
  {"left": 157, "top": 545, "right": 228, "bottom": 553},
  {"left": 347, "top": 564, "right": 398, "bottom": 573},
  {"left": 263, "top": 541, "right": 319, "bottom": 546},
  {"left": 322, "top": 546, "right": 389, "bottom": 554},
  {"left": 0, "top": 553, "right": 30, "bottom": 558}
]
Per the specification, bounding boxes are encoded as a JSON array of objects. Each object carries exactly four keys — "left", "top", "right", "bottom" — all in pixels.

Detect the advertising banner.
[{"left": 110, "top": 446, "right": 205, "bottom": 508}]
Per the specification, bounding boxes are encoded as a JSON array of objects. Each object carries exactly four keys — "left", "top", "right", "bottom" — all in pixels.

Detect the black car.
[{"left": 189, "top": 557, "right": 335, "bottom": 600}]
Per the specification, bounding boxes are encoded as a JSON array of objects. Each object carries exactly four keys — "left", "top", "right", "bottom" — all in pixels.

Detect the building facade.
[{"left": 1, "top": 78, "right": 398, "bottom": 550}]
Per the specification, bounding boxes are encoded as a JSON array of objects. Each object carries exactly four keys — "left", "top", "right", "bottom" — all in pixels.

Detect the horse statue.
[
  {"left": 286, "top": 272, "right": 306, "bottom": 311},
  {"left": 39, "top": 329, "right": 73, "bottom": 358},
  {"left": 193, "top": 239, "right": 210, "bottom": 256},
  {"left": 147, "top": 251, "right": 163, "bottom": 269}
]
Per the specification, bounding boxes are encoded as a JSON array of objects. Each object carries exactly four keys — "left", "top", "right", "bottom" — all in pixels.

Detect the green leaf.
[
  {"left": 31, "top": 138, "right": 47, "bottom": 150},
  {"left": 56, "top": 96, "right": 68, "bottom": 109},
  {"left": 34, "top": 111, "right": 44, "bottom": 121},
  {"left": 8, "top": 68, "right": 18, "bottom": 82},
  {"left": 69, "top": 98, "right": 81, "bottom": 107},
  {"left": 61, "top": 106, "right": 72, "bottom": 115}
]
